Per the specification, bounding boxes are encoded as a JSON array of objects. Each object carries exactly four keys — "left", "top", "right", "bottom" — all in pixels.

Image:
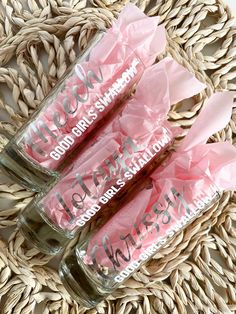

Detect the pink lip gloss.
[
  {"left": 17, "top": 57, "right": 206, "bottom": 255},
  {"left": 58, "top": 91, "right": 236, "bottom": 308},
  {"left": 0, "top": 4, "right": 166, "bottom": 191}
]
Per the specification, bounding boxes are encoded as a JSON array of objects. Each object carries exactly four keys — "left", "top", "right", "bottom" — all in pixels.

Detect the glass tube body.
[
  {"left": 18, "top": 122, "right": 173, "bottom": 255},
  {"left": 59, "top": 174, "right": 220, "bottom": 308},
  {"left": 0, "top": 32, "right": 144, "bottom": 191}
]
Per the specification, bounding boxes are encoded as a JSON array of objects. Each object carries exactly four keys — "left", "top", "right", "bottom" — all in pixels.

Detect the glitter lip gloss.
[
  {"left": 17, "top": 57, "right": 206, "bottom": 255},
  {"left": 59, "top": 91, "right": 236, "bottom": 308},
  {"left": 0, "top": 4, "right": 166, "bottom": 191}
]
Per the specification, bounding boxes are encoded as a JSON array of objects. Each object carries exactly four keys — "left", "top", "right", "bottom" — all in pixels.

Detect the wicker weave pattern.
[{"left": 0, "top": 0, "right": 235, "bottom": 313}]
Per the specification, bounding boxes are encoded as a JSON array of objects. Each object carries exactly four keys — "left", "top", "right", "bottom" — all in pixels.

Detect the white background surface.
[{"left": 225, "top": 0, "right": 236, "bottom": 13}]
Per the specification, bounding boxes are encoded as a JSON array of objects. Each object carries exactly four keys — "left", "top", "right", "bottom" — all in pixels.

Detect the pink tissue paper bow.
[
  {"left": 20, "top": 3, "right": 166, "bottom": 170},
  {"left": 39, "top": 57, "right": 206, "bottom": 233},
  {"left": 85, "top": 91, "right": 236, "bottom": 275}
]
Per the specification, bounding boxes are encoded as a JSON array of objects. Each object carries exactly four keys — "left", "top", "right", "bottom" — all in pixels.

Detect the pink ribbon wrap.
[
  {"left": 20, "top": 4, "right": 166, "bottom": 170},
  {"left": 38, "top": 57, "right": 206, "bottom": 233},
  {"left": 85, "top": 91, "right": 236, "bottom": 275}
]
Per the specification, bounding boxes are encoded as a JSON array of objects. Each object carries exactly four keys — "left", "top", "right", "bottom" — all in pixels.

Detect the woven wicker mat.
[{"left": 0, "top": 0, "right": 236, "bottom": 313}]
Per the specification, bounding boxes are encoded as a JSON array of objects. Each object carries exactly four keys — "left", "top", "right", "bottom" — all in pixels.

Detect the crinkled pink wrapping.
[
  {"left": 40, "top": 57, "right": 206, "bottom": 232},
  {"left": 85, "top": 91, "right": 236, "bottom": 270},
  {"left": 20, "top": 4, "right": 167, "bottom": 170}
]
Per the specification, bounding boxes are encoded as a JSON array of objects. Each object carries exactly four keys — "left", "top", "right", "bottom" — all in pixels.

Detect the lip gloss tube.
[
  {"left": 0, "top": 4, "right": 166, "bottom": 192},
  {"left": 58, "top": 91, "right": 236, "bottom": 308},
  {"left": 17, "top": 57, "right": 206, "bottom": 255}
]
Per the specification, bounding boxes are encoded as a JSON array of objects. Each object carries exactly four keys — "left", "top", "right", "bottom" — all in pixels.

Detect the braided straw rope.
[{"left": 0, "top": 0, "right": 235, "bottom": 313}]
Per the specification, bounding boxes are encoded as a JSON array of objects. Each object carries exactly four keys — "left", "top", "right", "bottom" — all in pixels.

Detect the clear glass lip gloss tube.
[
  {"left": 59, "top": 177, "right": 221, "bottom": 308},
  {"left": 0, "top": 4, "right": 166, "bottom": 192},
  {"left": 17, "top": 57, "right": 206, "bottom": 255}
]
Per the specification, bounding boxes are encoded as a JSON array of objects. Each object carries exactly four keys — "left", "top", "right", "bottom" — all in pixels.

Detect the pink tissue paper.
[
  {"left": 38, "top": 57, "right": 206, "bottom": 233},
  {"left": 20, "top": 4, "right": 166, "bottom": 170},
  {"left": 84, "top": 91, "right": 236, "bottom": 281}
]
